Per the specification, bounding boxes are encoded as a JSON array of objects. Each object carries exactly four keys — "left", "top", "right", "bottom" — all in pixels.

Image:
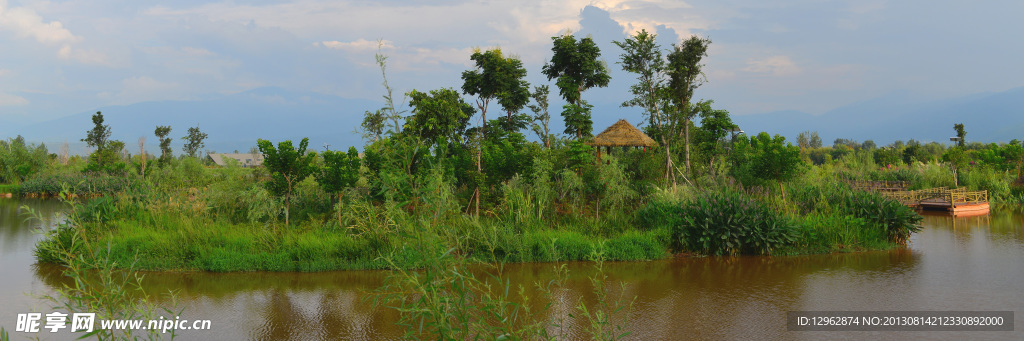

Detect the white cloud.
[
  {"left": 317, "top": 38, "right": 393, "bottom": 51},
  {"left": 743, "top": 56, "right": 801, "bottom": 77},
  {"left": 0, "top": 68, "right": 9, "bottom": 77},
  {"left": 0, "top": 0, "right": 78, "bottom": 44},
  {"left": 0, "top": 92, "right": 29, "bottom": 106},
  {"left": 58, "top": 44, "right": 110, "bottom": 65}
]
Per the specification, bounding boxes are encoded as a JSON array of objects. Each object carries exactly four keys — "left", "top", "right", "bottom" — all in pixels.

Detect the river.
[{"left": 1, "top": 198, "right": 1022, "bottom": 340}]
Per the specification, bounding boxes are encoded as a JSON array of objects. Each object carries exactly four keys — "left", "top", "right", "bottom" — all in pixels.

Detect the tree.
[
  {"left": 527, "top": 85, "right": 553, "bottom": 149},
  {"left": 257, "top": 138, "right": 316, "bottom": 226},
  {"left": 155, "top": 126, "right": 173, "bottom": 164},
  {"left": 614, "top": 29, "right": 678, "bottom": 184},
  {"left": 666, "top": 36, "right": 711, "bottom": 174},
  {"left": 405, "top": 88, "right": 475, "bottom": 147},
  {"left": 809, "top": 132, "right": 822, "bottom": 148},
  {"left": 728, "top": 132, "right": 803, "bottom": 187},
  {"left": 461, "top": 48, "right": 531, "bottom": 217},
  {"left": 954, "top": 123, "right": 966, "bottom": 147},
  {"left": 542, "top": 33, "right": 611, "bottom": 140},
  {"left": 315, "top": 146, "right": 361, "bottom": 224},
  {"left": 82, "top": 111, "right": 112, "bottom": 166},
  {"left": 942, "top": 146, "right": 969, "bottom": 187},
  {"left": 692, "top": 100, "right": 736, "bottom": 172},
  {"left": 182, "top": 125, "right": 208, "bottom": 158}
]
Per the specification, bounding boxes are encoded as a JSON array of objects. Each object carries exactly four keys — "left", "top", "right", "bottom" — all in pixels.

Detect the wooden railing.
[
  {"left": 878, "top": 186, "right": 987, "bottom": 206},
  {"left": 848, "top": 180, "right": 910, "bottom": 192}
]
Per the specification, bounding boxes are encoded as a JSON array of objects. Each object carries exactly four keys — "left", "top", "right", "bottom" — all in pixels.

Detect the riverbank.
[{"left": 33, "top": 179, "right": 919, "bottom": 272}]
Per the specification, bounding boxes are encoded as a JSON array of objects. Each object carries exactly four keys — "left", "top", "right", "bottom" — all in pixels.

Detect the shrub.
[{"left": 673, "top": 190, "right": 798, "bottom": 255}]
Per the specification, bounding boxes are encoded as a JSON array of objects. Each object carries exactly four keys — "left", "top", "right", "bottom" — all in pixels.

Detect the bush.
[{"left": 660, "top": 190, "right": 798, "bottom": 255}]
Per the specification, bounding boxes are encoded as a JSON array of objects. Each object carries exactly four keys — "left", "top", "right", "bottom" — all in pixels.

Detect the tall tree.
[
  {"left": 405, "top": 88, "right": 475, "bottom": 148},
  {"left": 257, "top": 138, "right": 316, "bottom": 226},
  {"left": 315, "top": 146, "right": 361, "bottom": 224},
  {"left": 528, "top": 85, "right": 553, "bottom": 149},
  {"left": 666, "top": 35, "right": 711, "bottom": 174},
  {"left": 182, "top": 125, "right": 208, "bottom": 158},
  {"left": 155, "top": 126, "right": 173, "bottom": 164},
  {"left": 461, "top": 48, "right": 530, "bottom": 217},
  {"left": 614, "top": 29, "right": 677, "bottom": 184},
  {"left": 542, "top": 33, "right": 611, "bottom": 140},
  {"left": 462, "top": 48, "right": 532, "bottom": 136},
  {"left": 954, "top": 123, "right": 966, "bottom": 147},
  {"left": 82, "top": 111, "right": 112, "bottom": 166}
]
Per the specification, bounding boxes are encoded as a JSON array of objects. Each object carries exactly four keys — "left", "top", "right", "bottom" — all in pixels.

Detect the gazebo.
[{"left": 587, "top": 119, "right": 658, "bottom": 157}]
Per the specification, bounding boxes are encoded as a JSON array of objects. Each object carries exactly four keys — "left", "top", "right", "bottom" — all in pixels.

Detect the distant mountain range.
[
  {"left": 3, "top": 87, "right": 381, "bottom": 155},
  {"left": 731, "top": 87, "right": 1024, "bottom": 145},
  {"left": 3, "top": 86, "right": 1023, "bottom": 154}
]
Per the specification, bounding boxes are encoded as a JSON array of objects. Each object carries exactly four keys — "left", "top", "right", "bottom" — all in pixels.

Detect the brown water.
[{"left": 2, "top": 198, "right": 1022, "bottom": 340}]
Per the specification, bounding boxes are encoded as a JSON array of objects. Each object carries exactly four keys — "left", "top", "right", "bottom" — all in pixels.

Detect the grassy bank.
[{"left": 34, "top": 172, "right": 919, "bottom": 272}]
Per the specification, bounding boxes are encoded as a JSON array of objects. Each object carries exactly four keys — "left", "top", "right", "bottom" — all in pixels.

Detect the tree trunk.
[
  {"left": 684, "top": 119, "right": 691, "bottom": 174},
  {"left": 342, "top": 191, "right": 350, "bottom": 225}
]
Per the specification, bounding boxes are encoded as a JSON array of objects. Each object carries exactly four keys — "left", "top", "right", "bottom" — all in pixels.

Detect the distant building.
[{"left": 207, "top": 153, "right": 264, "bottom": 167}]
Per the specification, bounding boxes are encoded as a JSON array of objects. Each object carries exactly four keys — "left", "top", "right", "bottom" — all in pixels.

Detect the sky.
[{"left": 1, "top": 0, "right": 1023, "bottom": 128}]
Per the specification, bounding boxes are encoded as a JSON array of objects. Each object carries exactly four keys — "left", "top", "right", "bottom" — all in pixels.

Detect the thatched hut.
[{"left": 587, "top": 119, "right": 657, "bottom": 157}]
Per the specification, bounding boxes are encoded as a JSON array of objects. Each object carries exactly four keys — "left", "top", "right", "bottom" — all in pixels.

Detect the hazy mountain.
[
  {"left": 732, "top": 87, "right": 1024, "bottom": 145},
  {"left": 4, "top": 86, "right": 1023, "bottom": 155},
  {"left": 4, "top": 87, "right": 382, "bottom": 155}
]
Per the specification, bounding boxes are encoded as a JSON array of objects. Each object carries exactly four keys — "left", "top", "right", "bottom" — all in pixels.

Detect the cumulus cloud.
[
  {"left": 743, "top": 56, "right": 801, "bottom": 76},
  {"left": 0, "top": 0, "right": 78, "bottom": 44}
]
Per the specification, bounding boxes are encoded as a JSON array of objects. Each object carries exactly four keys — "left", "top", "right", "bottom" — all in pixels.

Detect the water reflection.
[{"left": 4, "top": 198, "right": 1023, "bottom": 340}]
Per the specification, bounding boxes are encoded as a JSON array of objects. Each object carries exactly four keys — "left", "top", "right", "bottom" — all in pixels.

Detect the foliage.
[
  {"left": 405, "top": 88, "right": 475, "bottom": 147},
  {"left": 672, "top": 190, "right": 798, "bottom": 255},
  {"left": 728, "top": 132, "right": 804, "bottom": 187},
  {"left": 257, "top": 138, "right": 316, "bottom": 226},
  {"left": 461, "top": 48, "right": 531, "bottom": 135},
  {"left": 181, "top": 125, "right": 208, "bottom": 158},
  {"left": 82, "top": 111, "right": 112, "bottom": 157},
  {"left": 561, "top": 101, "right": 595, "bottom": 140},
  {"left": 543, "top": 33, "right": 610, "bottom": 140},
  {"left": 954, "top": 123, "right": 966, "bottom": 147},
  {"left": 527, "top": 85, "right": 554, "bottom": 148},
  {"left": 0, "top": 136, "right": 49, "bottom": 184},
  {"left": 155, "top": 125, "right": 173, "bottom": 164}
]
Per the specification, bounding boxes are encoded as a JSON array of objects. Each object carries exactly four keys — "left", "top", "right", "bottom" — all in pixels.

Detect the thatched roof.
[{"left": 587, "top": 119, "right": 657, "bottom": 147}]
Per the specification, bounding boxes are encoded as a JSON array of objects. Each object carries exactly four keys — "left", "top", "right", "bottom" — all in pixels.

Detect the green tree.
[
  {"left": 257, "top": 138, "right": 316, "bottom": 226},
  {"left": 809, "top": 132, "right": 822, "bottom": 148},
  {"left": 181, "top": 125, "right": 208, "bottom": 158},
  {"left": 728, "top": 132, "right": 803, "bottom": 187},
  {"left": 692, "top": 100, "right": 736, "bottom": 172},
  {"left": 954, "top": 123, "right": 966, "bottom": 147},
  {"left": 542, "top": 33, "right": 611, "bottom": 140},
  {"left": 82, "top": 111, "right": 112, "bottom": 166},
  {"left": 154, "top": 126, "right": 173, "bottom": 164},
  {"left": 461, "top": 48, "right": 530, "bottom": 216},
  {"left": 666, "top": 36, "right": 711, "bottom": 174},
  {"left": 461, "top": 48, "right": 531, "bottom": 137},
  {"left": 942, "top": 146, "right": 969, "bottom": 187},
  {"left": 614, "top": 29, "right": 678, "bottom": 184},
  {"left": 315, "top": 146, "right": 361, "bottom": 224},
  {"left": 527, "top": 85, "right": 553, "bottom": 149},
  {"left": 405, "top": 88, "right": 475, "bottom": 147}
]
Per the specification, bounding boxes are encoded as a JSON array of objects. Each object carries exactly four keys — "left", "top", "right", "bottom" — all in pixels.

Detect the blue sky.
[{"left": 1, "top": 0, "right": 1022, "bottom": 127}]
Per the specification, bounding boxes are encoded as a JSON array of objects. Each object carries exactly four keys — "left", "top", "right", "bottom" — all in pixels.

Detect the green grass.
[{"left": 0, "top": 184, "right": 18, "bottom": 194}]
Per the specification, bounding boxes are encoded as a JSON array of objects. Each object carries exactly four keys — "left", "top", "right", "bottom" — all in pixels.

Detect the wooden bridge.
[{"left": 848, "top": 181, "right": 990, "bottom": 216}]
